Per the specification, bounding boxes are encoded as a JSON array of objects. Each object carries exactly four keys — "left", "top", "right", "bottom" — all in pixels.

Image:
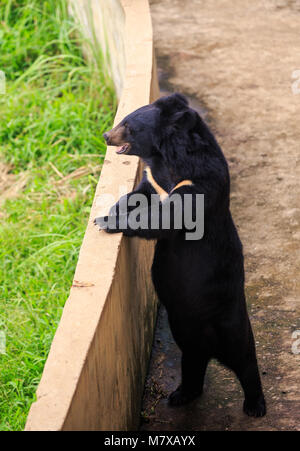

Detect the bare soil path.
[{"left": 141, "top": 0, "right": 300, "bottom": 431}]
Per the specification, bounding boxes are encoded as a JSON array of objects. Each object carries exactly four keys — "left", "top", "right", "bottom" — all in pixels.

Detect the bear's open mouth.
[{"left": 116, "top": 143, "right": 130, "bottom": 154}]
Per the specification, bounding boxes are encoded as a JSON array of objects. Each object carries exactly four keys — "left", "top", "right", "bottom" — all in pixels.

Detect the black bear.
[{"left": 95, "top": 93, "right": 266, "bottom": 417}]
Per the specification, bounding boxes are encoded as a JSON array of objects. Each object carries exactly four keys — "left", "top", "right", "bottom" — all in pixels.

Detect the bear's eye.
[{"left": 124, "top": 123, "right": 133, "bottom": 135}]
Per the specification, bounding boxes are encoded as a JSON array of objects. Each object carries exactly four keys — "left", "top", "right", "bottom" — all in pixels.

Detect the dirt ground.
[{"left": 140, "top": 0, "right": 300, "bottom": 431}]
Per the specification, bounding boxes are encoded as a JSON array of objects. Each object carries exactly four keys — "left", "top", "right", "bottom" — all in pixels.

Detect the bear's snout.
[
  {"left": 103, "top": 125, "right": 126, "bottom": 146},
  {"left": 103, "top": 132, "right": 109, "bottom": 143}
]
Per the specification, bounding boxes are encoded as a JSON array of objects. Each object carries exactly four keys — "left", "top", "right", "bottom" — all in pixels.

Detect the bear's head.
[{"left": 103, "top": 93, "right": 201, "bottom": 161}]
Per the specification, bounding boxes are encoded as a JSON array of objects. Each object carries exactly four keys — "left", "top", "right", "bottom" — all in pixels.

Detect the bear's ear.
[
  {"left": 155, "top": 92, "right": 188, "bottom": 112},
  {"left": 171, "top": 109, "right": 198, "bottom": 130},
  {"left": 171, "top": 93, "right": 188, "bottom": 106}
]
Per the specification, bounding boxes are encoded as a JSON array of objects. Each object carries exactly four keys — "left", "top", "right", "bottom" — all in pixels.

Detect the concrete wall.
[{"left": 25, "top": 0, "right": 160, "bottom": 431}]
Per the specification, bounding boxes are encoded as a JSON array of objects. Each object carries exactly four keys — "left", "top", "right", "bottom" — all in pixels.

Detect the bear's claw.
[
  {"left": 243, "top": 396, "right": 266, "bottom": 417},
  {"left": 168, "top": 386, "right": 202, "bottom": 407}
]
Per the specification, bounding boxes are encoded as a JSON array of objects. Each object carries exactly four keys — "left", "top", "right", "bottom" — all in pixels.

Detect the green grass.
[{"left": 0, "top": 0, "right": 116, "bottom": 430}]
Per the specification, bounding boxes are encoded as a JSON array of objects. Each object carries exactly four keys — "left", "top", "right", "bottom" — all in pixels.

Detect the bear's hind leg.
[
  {"left": 238, "top": 358, "right": 266, "bottom": 417},
  {"left": 219, "top": 323, "right": 266, "bottom": 417},
  {"left": 169, "top": 351, "right": 209, "bottom": 406}
]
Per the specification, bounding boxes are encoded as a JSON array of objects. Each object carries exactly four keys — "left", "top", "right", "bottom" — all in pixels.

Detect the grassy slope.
[{"left": 0, "top": 0, "right": 116, "bottom": 430}]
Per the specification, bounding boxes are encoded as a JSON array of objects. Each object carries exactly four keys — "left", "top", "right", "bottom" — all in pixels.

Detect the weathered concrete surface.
[
  {"left": 25, "top": 0, "right": 159, "bottom": 431},
  {"left": 141, "top": 0, "right": 300, "bottom": 431}
]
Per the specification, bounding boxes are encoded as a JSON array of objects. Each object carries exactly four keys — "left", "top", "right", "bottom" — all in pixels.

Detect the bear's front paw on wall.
[
  {"left": 94, "top": 216, "right": 120, "bottom": 234},
  {"left": 94, "top": 216, "right": 135, "bottom": 235}
]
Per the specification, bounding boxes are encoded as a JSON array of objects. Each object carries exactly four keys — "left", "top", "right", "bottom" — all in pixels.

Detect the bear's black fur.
[{"left": 96, "top": 93, "right": 266, "bottom": 417}]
